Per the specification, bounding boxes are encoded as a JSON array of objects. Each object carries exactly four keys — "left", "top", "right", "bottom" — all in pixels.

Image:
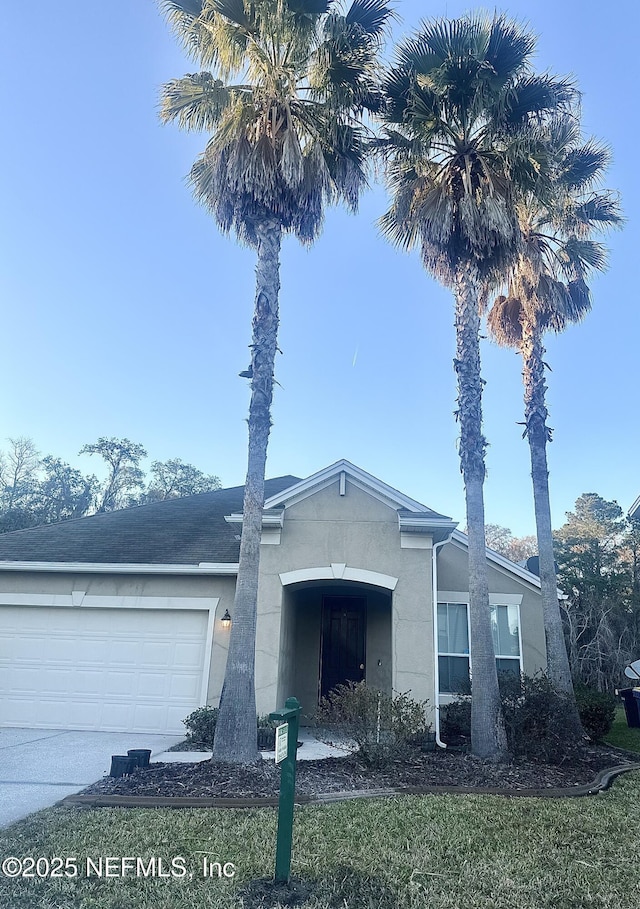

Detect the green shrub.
[
  {"left": 574, "top": 684, "right": 617, "bottom": 740},
  {"left": 442, "top": 673, "right": 587, "bottom": 763},
  {"left": 314, "top": 681, "right": 431, "bottom": 765},
  {"left": 183, "top": 705, "right": 219, "bottom": 748},
  {"left": 499, "top": 672, "right": 578, "bottom": 763},
  {"left": 182, "top": 708, "right": 279, "bottom": 750},
  {"left": 440, "top": 700, "right": 471, "bottom": 744}
]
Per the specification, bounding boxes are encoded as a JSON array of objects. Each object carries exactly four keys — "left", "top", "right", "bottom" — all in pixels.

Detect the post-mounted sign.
[
  {"left": 269, "top": 697, "right": 302, "bottom": 883},
  {"left": 275, "top": 722, "right": 289, "bottom": 764}
]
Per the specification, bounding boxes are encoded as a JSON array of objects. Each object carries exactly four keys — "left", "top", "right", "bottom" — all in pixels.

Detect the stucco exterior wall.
[
  {"left": 254, "top": 477, "right": 434, "bottom": 715},
  {"left": 436, "top": 541, "right": 546, "bottom": 676}
]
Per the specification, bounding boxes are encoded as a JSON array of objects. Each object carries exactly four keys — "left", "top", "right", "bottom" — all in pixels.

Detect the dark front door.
[{"left": 320, "top": 595, "right": 366, "bottom": 699}]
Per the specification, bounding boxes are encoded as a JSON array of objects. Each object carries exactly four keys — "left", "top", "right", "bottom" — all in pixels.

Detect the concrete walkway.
[
  {"left": 152, "top": 730, "right": 353, "bottom": 764},
  {"left": 0, "top": 728, "right": 182, "bottom": 828}
]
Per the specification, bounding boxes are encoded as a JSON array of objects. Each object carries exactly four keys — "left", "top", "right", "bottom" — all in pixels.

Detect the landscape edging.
[{"left": 59, "top": 762, "right": 640, "bottom": 809}]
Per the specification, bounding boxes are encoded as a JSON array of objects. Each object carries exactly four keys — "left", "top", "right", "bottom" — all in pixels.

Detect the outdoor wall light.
[{"left": 221, "top": 609, "right": 232, "bottom": 629}]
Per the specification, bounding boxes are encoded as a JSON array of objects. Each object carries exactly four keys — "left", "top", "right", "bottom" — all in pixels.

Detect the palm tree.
[
  {"left": 160, "top": 0, "right": 392, "bottom": 762},
  {"left": 377, "top": 14, "right": 573, "bottom": 760},
  {"left": 487, "top": 117, "right": 622, "bottom": 729}
]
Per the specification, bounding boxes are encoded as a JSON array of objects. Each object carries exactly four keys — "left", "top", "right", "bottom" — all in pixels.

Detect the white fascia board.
[
  {"left": 224, "top": 512, "right": 284, "bottom": 527},
  {"left": 398, "top": 515, "right": 457, "bottom": 532},
  {"left": 449, "top": 531, "right": 542, "bottom": 590},
  {"left": 0, "top": 560, "right": 239, "bottom": 576},
  {"left": 0, "top": 592, "right": 218, "bottom": 610},
  {"left": 264, "top": 459, "right": 431, "bottom": 513},
  {"left": 629, "top": 495, "right": 640, "bottom": 519}
]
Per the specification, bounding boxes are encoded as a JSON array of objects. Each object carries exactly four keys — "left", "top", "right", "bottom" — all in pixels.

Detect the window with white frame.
[{"left": 437, "top": 602, "right": 522, "bottom": 693}]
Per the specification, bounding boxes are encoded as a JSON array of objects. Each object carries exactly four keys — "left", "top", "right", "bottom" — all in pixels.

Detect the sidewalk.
[{"left": 152, "top": 730, "right": 353, "bottom": 763}]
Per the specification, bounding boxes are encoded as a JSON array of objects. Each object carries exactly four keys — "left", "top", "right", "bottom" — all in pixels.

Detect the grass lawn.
[
  {"left": 603, "top": 706, "right": 640, "bottom": 753},
  {"left": 2, "top": 772, "right": 640, "bottom": 908}
]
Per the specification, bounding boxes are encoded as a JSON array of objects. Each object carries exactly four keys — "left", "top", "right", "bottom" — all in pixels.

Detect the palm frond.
[
  {"left": 560, "top": 139, "right": 610, "bottom": 190},
  {"left": 286, "top": 0, "right": 333, "bottom": 14},
  {"left": 378, "top": 205, "right": 419, "bottom": 251},
  {"left": 379, "top": 66, "right": 413, "bottom": 123},
  {"left": 499, "top": 75, "right": 575, "bottom": 130},
  {"left": 345, "top": 0, "right": 394, "bottom": 37},
  {"left": 484, "top": 14, "right": 536, "bottom": 81},
  {"left": 562, "top": 237, "right": 609, "bottom": 274},
  {"left": 569, "top": 191, "right": 624, "bottom": 232},
  {"left": 160, "top": 73, "right": 234, "bottom": 130},
  {"left": 280, "top": 127, "right": 305, "bottom": 187},
  {"left": 487, "top": 294, "right": 523, "bottom": 347},
  {"left": 564, "top": 278, "right": 592, "bottom": 323},
  {"left": 210, "top": 0, "right": 250, "bottom": 28},
  {"left": 161, "top": 0, "right": 203, "bottom": 21},
  {"left": 393, "top": 23, "right": 451, "bottom": 72}
]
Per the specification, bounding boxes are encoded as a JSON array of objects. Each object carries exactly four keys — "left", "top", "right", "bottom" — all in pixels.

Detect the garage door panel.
[
  {"left": 141, "top": 642, "right": 173, "bottom": 666},
  {"left": 10, "top": 637, "right": 48, "bottom": 661},
  {"left": 169, "top": 673, "right": 203, "bottom": 699},
  {"left": 174, "top": 642, "right": 206, "bottom": 667},
  {"left": 75, "top": 670, "right": 104, "bottom": 695},
  {"left": 0, "top": 606, "right": 209, "bottom": 734},
  {"left": 138, "top": 673, "right": 169, "bottom": 697},
  {"left": 104, "top": 671, "right": 137, "bottom": 696},
  {"left": 8, "top": 666, "right": 45, "bottom": 692},
  {"left": 110, "top": 641, "right": 140, "bottom": 664}
]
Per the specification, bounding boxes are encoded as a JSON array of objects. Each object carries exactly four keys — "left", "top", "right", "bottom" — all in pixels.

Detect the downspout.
[{"left": 432, "top": 535, "right": 453, "bottom": 749}]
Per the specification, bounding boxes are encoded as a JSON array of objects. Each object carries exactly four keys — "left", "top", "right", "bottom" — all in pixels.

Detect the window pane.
[
  {"left": 439, "top": 656, "right": 470, "bottom": 693},
  {"left": 449, "top": 604, "right": 469, "bottom": 654},
  {"left": 437, "top": 604, "right": 449, "bottom": 653},
  {"left": 491, "top": 605, "right": 520, "bottom": 656},
  {"left": 496, "top": 658, "right": 520, "bottom": 678}
]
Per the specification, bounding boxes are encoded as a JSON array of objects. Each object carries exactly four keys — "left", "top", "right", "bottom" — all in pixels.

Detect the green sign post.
[{"left": 269, "top": 696, "right": 301, "bottom": 883}]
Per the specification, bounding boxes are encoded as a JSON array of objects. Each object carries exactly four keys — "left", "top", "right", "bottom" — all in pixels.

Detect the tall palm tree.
[
  {"left": 487, "top": 118, "right": 622, "bottom": 729},
  {"left": 377, "top": 14, "right": 573, "bottom": 760},
  {"left": 160, "top": 0, "right": 392, "bottom": 763}
]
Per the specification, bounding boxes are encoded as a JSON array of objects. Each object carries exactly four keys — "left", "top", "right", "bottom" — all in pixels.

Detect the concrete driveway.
[{"left": 0, "top": 728, "right": 183, "bottom": 828}]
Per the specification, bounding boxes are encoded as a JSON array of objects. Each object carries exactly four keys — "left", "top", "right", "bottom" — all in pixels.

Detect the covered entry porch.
[{"left": 277, "top": 580, "right": 392, "bottom": 723}]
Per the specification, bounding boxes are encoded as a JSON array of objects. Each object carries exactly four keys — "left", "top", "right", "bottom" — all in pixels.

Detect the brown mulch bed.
[{"left": 81, "top": 745, "right": 637, "bottom": 800}]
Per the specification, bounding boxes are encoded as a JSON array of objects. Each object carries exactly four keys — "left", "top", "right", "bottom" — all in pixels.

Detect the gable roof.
[
  {"left": 263, "top": 459, "right": 448, "bottom": 516},
  {"left": 0, "top": 477, "right": 299, "bottom": 566},
  {"left": 450, "top": 530, "right": 542, "bottom": 591},
  {"left": 221, "top": 459, "right": 457, "bottom": 544}
]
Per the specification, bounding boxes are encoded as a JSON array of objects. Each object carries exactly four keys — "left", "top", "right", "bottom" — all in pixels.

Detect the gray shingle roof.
[{"left": 0, "top": 477, "right": 300, "bottom": 565}]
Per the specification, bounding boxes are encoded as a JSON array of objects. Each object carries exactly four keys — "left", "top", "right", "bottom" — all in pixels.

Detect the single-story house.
[{"left": 0, "top": 459, "right": 545, "bottom": 736}]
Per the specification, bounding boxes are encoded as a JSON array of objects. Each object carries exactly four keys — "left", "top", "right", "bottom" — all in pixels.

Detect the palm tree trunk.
[
  {"left": 454, "top": 268, "right": 508, "bottom": 762},
  {"left": 213, "top": 218, "right": 282, "bottom": 764},
  {"left": 521, "top": 317, "right": 583, "bottom": 735}
]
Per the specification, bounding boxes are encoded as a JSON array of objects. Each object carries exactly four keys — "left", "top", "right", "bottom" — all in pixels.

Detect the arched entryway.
[{"left": 277, "top": 578, "right": 393, "bottom": 723}]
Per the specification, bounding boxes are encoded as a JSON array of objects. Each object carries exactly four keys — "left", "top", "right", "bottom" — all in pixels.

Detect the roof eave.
[{"left": 0, "top": 560, "right": 239, "bottom": 576}]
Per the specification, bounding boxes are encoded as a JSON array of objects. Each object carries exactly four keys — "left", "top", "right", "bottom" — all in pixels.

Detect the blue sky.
[{"left": 0, "top": 1, "right": 637, "bottom": 536}]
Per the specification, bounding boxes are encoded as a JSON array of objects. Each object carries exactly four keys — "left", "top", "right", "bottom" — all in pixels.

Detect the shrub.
[
  {"left": 442, "top": 673, "right": 588, "bottom": 763},
  {"left": 440, "top": 700, "right": 471, "bottom": 744},
  {"left": 314, "top": 681, "right": 431, "bottom": 765},
  {"left": 182, "top": 708, "right": 279, "bottom": 750},
  {"left": 498, "top": 672, "right": 578, "bottom": 763},
  {"left": 574, "top": 684, "right": 617, "bottom": 740},
  {"left": 183, "top": 705, "right": 219, "bottom": 748}
]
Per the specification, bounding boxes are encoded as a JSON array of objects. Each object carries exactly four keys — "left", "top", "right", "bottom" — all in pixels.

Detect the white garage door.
[{"left": 0, "top": 606, "right": 209, "bottom": 734}]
